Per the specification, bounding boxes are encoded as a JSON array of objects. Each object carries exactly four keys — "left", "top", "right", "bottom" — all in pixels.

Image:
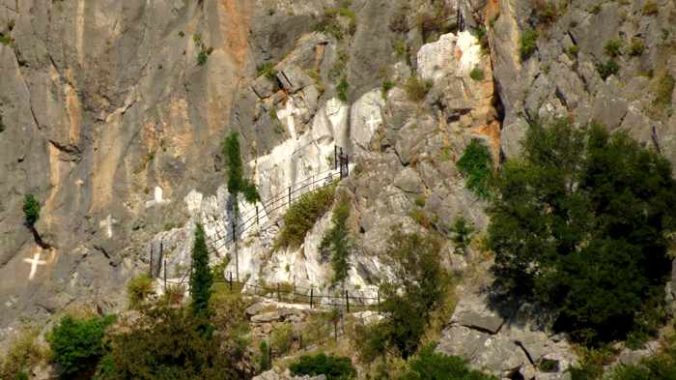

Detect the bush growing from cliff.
[
  {"left": 223, "top": 132, "right": 260, "bottom": 204},
  {"left": 127, "top": 273, "right": 155, "bottom": 309},
  {"left": 597, "top": 59, "right": 619, "bottom": 80},
  {"left": 290, "top": 353, "right": 356, "bottom": 380},
  {"left": 358, "top": 231, "right": 447, "bottom": 360},
  {"left": 275, "top": 182, "right": 337, "bottom": 249},
  {"left": 190, "top": 223, "right": 213, "bottom": 319},
  {"left": 401, "top": 344, "right": 496, "bottom": 380},
  {"left": 23, "top": 194, "right": 40, "bottom": 227},
  {"left": 457, "top": 139, "right": 494, "bottom": 198},
  {"left": 404, "top": 76, "right": 432, "bottom": 102},
  {"left": 520, "top": 27, "right": 538, "bottom": 60},
  {"left": 48, "top": 314, "right": 116, "bottom": 379},
  {"left": 321, "top": 194, "right": 352, "bottom": 285},
  {"left": 489, "top": 119, "right": 676, "bottom": 346}
]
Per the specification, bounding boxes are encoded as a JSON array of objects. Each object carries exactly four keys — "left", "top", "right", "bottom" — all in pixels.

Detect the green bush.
[
  {"left": 275, "top": 182, "right": 337, "bottom": 249},
  {"left": 382, "top": 80, "right": 395, "bottom": 97},
  {"left": 48, "top": 315, "right": 116, "bottom": 379},
  {"left": 23, "top": 194, "right": 40, "bottom": 227},
  {"left": 469, "top": 67, "right": 485, "bottom": 81},
  {"left": 337, "top": 78, "right": 349, "bottom": 102},
  {"left": 489, "top": 120, "right": 676, "bottom": 346},
  {"left": 567, "top": 44, "right": 580, "bottom": 58},
  {"left": 401, "top": 344, "right": 496, "bottom": 380},
  {"left": 628, "top": 38, "right": 645, "bottom": 56},
  {"left": 520, "top": 27, "right": 538, "bottom": 60},
  {"left": 449, "top": 217, "right": 475, "bottom": 255},
  {"left": 457, "top": 139, "right": 493, "bottom": 198},
  {"left": 642, "top": 0, "right": 658, "bottom": 15},
  {"left": 597, "top": 59, "right": 619, "bottom": 80},
  {"left": 321, "top": 196, "right": 351, "bottom": 284},
  {"left": 102, "top": 306, "right": 250, "bottom": 380},
  {"left": 257, "top": 341, "right": 271, "bottom": 373},
  {"left": 604, "top": 39, "right": 623, "bottom": 57},
  {"left": 654, "top": 72, "right": 675, "bottom": 107},
  {"left": 190, "top": 223, "right": 213, "bottom": 318},
  {"left": 270, "top": 324, "right": 294, "bottom": 355},
  {"left": 290, "top": 353, "right": 356, "bottom": 380},
  {"left": 127, "top": 274, "right": 155, "bottom": 309},
  {"left": 314, "top": 4, "right": 357, "bottom": 40},
  {"left": 404, "top": 76, "right": 432, "bottom": 102},
  {"left": 358, "top": 232, "right": 446, "bottom": 360}
]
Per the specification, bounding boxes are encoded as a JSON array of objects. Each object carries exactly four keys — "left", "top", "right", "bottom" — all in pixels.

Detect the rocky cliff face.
[{"left": 0, "top": 0, "right": 674, "bottom": 374}]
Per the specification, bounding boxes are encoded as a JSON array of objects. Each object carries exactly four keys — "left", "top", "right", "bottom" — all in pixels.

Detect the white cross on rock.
[
  {"left": 145, "top": 186, "right": 171, "bottom": 208},
  {"left": 98, "top": 214, "right": 118, "bottom": 238},
  {"left": 365, "top": 114, "right": 382, "bottom": 130},
  {"left": 24, "top": 251, "right": 47, "bottom": 281}
]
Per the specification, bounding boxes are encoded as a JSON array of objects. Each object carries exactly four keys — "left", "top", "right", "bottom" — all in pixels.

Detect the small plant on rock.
[
  {"left": 22, "top": 194, "right": 40, "bottom": 227},
  {"left": 457, "top": 139, "right": 494, "bottom": 198},
  {"left": 604, "top": 39, "right": 623, "bottom": 57},
  {"left": 404, "top": 76, "right": 432, "bottom": 102},
  {"left": 520, "top": 27, "right": 539, "bottom": 60},
  {"left": 127, "top": 273, "right": 155, "bottom": 309},
  {"left": 290, "top": 353, "right": 356, "bottom": 380},
  {"left": 628, "top": 38, "right": 645, "bottom": 56},
  {"left": 469, "top": 67, "right": 485, "bottom": 81},
  {"left": 597, "top": 59, "right": 619, "bottom": 80}
]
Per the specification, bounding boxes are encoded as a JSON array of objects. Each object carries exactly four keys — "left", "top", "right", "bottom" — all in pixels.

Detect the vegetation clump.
[
  {"left": 190, "top": 223, "right": 214, "bottom": 318},
  {"left": 127, "top": 274, "right": 155, "bottom": 309},
  {"left": 604, "top": 39, "right": 623, "bottom": 57},
  {"left": 276, "top": 182, "right": 337, "bottom": 249},
  {"left": 321, "top": 195, "right": 352, "bottom": 285},
  {"left": 337, "top": 77, "right": 350, "bottom": 102},
  {"left": 358, "top": 231, "right": 447, "bottom": 360},
  {"left": 23, "top": 194, "right": 40, "bottom": 227},
  {"left": 290, "top": 353, "right": 356, "bottom": 380},
  {"left": 520, "top": 27, "right": 538, "bottom": 60},
  {"left": 457, "top": 139, "right": 494, "bottom": 198},
  {"left": 48, "top": 314, "right": 116, "bottom": 379},
  {"left": 642, "top": 0, "right": 658, "bottom": 15},
  {"left": 401, "top": 344, "right": 497, "bottom": 380},
  {"left": 469, "top": 67, "right": 485, "bottom": 81},
  {"left": 0, "top": 327, "right": 48, "bottom": 380},
  {"left": 654, "top": 72, "right": 675, "bottom": 107},
  {"left": 597, "top": 59, "right": 619, "bottom": 80},
  {"left": 404, "top": 76, "right": 432, "bottom": 102},
  {"left": 628, "top": 38, "right": 645, "bottom": 56},
  {"left": 488, "top": 120, "right": 676, "bottom": 346}
]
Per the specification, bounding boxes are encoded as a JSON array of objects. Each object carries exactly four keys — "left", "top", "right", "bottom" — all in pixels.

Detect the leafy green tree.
[
  {"left": 223, "top": 132, "right": 259, "bottom": 203},
  {"left": 23, "top": 194, "right": 40, "bottom": 227},
  {"left": 100, "top": 306, "right": 250, "bottom": 380},
  {"left": 358, "top": 231, "right": 446, "bottom": 360},
  {"left": 401, "top": 344, "right": 496, "bottom": 380},
  {"left": 321, "top": 195, "right": 351, "bottom": 285},
  {"left": 290, "top": 353, "right": 356, "bottom": 380},
  {"left": 190, "top": 223, "right": 213, "bottom": 318},
  {"left": 457, "top": 139, "right": 494, "bottom": 198},
  {"left": 47, "top": 315, "right": 116, "bottom": 379},
  {"left": 489, "top": 120, "right": 676, "bottom": 346}
]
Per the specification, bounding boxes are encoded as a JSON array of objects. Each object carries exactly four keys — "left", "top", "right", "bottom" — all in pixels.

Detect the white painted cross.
[
  {"left": 24, "top": 251, "right": 47, "bottom": 281},
  {"left": 98, "top": 214, "right": 118, "bottom": 238},
  {"left": 366, "top": 114, "right": 382, "bottom": 130},
  {"left": 145, "top": 186, "right": 171, "bottom": 208}
]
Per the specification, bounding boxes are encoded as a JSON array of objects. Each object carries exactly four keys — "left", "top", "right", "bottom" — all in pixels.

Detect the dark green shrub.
[
  {"left": 223, "top": 132, "right": 259, "bottom": 204},
  {"left": 197, "top": 50, "right": 208, "bottom": 66},
  {"left": 275, "top": 182, "right": 337, "bottom": 249},
  {"left": 604, "top": 39, "right": 623, "bottom": 57},
  {"left": 401, "top": 344, "right": 496, "bottom": 380},
  {"left": 257, "top": 341, "right": 271, "bottom": 373},
  {"left": 190, "top": 223, "right": 213, "bottom": 318},
  {"left": 469, "top": 67, "right": 485, "bottom": 81},
  {"left": 597, "top": 59, "right": 619, "bottom": 80},
  {"left": 520, "top": 27, "right": 538, "bottom": 60},
  {"left": 127, "top": 274, "right": 155, "bottom": 309},
  {"left": 290, "top": 353, "right": 356, "bottom": 380},
  {"left": 404, "top": 76, "right": 432, "bottom": 102},
  {"left": 449, "top": 217, "right": 475, "bottom": 255},
  {"left": 457, "top": 139, "right": 494, "bottom": 198},
  {"left": 358, "top": 232, "right": 446, "bottom": 360},
  {"left": 48, "top": 315, "right": 116, "bottom": 379},
  {"left": 382, "top": 80, "right": 395, "bottom": 97},
  {"left": 337, "top": 78, "right": 349, "bottom": 102},
  {"left": 321, "top": 196, "right": 351, "bottom": 284},
  {"left": 0, "top": 33, "right": 11, "bottom": 45},
  {"left": 489, "top": 120, "right": 676, "bottom": 346},
  {"left": 22, "top": 194, "right": 40, "bottom": 227}
]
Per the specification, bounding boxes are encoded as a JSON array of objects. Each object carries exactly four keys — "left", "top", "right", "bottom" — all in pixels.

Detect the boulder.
[{"left": 451, "top": 293, "right": 505, "bottom": 334}]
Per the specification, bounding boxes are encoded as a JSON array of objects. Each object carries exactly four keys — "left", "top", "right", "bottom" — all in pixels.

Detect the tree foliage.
[
  {"left": 489, "top": 120, "right": 676, "bottom": 346},
  {"left": 358, "top": 231, "right": 446, "bottom": 360},
  {"left": 321, "top": 194, "right": 352, "bottom": 285},
  {"left": 457, "top": 139, "right": 494, "bottom": 198},
  {"left": 223, "top": 132, "right": 259, "bottom": 203},
  {"left": 401, "top": 344, "right": 496, "bottom": 380},
  {"left": 190, "top": 223, "right": 213, "bottom": 318},
  {"left": 99, "top": 306, "right": 250, "bottom": 380},
  {"left": 47, "top": 315, "right": 115, "bottom": 379},
  {"left": 290, "top": 353, "right": 356, "bottom": 380},
  {"left": 23, "top": 194, "right": 40, "bottom": 227}
]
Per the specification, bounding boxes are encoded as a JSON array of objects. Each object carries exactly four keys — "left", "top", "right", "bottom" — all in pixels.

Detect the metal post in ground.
[
  {"left": 345, "top": 290, "right": 350, "bottom": 313},
  {"left": 310, "top": 288, "right": 314, "bottom": 309},
  {"left": 256, "top": 205, "right": 259, "bottom": 227},
  {"left": 334, "top": 146, "right": 338, "bottom": 170},
  {"left": 228, "top": 271, "right": 233, "bottom": 291},
  {"left": 288, "top": 186, "right": 291, "bottom": 206},
  {"left": 277, "top": 283, "right": 281, "bottom": 302},
  {"left": 163, "top": 257, "right": 167, "bottom": 290}
]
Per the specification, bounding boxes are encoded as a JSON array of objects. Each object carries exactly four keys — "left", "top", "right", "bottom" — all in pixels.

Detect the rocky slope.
[{"left": 0, "top": 0, "right": 674, "bottom": 376}]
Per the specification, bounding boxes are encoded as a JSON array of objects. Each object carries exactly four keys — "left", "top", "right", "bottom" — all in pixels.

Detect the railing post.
[
  {"left": 256, "top": 205, "right": 259, "bottom": 227},
  {"left": 334, "top": 146, "right": 338, "bottom": 170},
  {"left": 377, "top": 289, "right": 380, "bottom": 313},
  {"left": 346, "top": 154, "right": 349, "bottom": 177},
  {"left": 310, "top": 288, "right": 314, "bottom": 309},
  {"left": 229, "top": 271, "right": 233, "bottom": 291},
  {"left": 288, "top": 186, "right": 291, "bottom": 205},
  {"left": 345, "top": 290, "right": 350, "bottom": 313},
  {"left": 277, "top": 283, "right": 281, "bottom": 302},
  {"left": 163, "top": 257, "right": 167, "bottom": 290}
]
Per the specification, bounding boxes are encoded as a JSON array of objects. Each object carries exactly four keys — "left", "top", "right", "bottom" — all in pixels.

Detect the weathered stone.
[
  {"left": 277, "top": 64, "right": 313, "bottom": 93},
  {"left": 251, "top": 311, "right": 283, "bottom": 324},
  {"left": 393, "top": 168, "right": 424, "bottom": 194},
  {"left": 451, "top": 293, "right": 505, "bottom": 333}
]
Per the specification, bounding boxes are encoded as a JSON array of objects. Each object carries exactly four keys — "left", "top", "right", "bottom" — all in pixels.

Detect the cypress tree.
[{"left": 190, "top": 223, "right": 213, "bottom": 318}]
